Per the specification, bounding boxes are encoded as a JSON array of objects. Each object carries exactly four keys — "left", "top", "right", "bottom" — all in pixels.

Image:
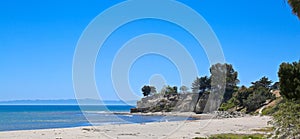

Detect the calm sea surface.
[{"left": 0, "top": 105, "right": 194, "bottom": 131}]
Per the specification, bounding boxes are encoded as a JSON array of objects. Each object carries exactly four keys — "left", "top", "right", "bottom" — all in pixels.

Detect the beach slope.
[{"left": 0, "top": 116, "right": 271, "bottom": 139}]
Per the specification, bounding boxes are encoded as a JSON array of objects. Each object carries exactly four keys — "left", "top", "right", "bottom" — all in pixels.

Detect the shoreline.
[
  {"left": 0, "top": 112, "right": 204, "bottom": 132},
  {"left": 127, "top": 112, "right": 215, "bottom": 120},
  {"left": 0, "top": 115, "right": 272, "bottom": 139}
]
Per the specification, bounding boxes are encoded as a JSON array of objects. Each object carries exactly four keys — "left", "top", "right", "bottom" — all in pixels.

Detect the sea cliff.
[{"left": 130, "top": 92, "right": 212, "bottom": 114}]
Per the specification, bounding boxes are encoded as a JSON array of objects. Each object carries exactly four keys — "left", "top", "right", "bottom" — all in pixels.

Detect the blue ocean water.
[{"left": 0, "top": 105, "right": 195, "bottom": 131}]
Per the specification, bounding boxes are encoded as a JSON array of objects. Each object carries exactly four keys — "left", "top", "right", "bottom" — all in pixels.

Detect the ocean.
[{"left": 0, "top": 105, "right": 194, "bottom": 131}]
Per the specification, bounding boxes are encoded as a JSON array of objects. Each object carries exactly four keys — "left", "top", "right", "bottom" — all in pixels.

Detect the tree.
[
  {"left": 179, "top": 85, "right": 189, "bottom": 93},
  {"left": 272, "top": 60, "right": 300, "bottom": 138},
  {"left": 150, "top": 86, "right": 157, "bottom": 95},
  {"left": 192, "top": 77, "right": 201, "bottom": 93},
  {"left": 191, "top": 76, "right": 211, "bottom": 94},
  {"left": 165, "top": 85, "right": 178, "bottom": 95},
  {"left": 173, "top": 86, "right": 178, "bottom": 94},
  {"left": 220, "top": 76, "right": 275, "bottom": 113},
  {"left": 238, "top": 77, "right": 275, "bottom": 113},
  {"left": 278, "top": 60, "right": 300, "bottom": 100},
  {"left": 287, "top": 0, "right": 300, "bottom": 19},
  {"left": 250, "top": 76, "right": 273, "bottom": 90},
  {"left": 160, "top": 85, "right": 167, "bottom": 94},
  {"left": 243, "top": 86, "right": 275, "bottom": 113},
  {"left": 234, "top": 86, "right": 251, "bottom": 107},
  {"left": 210, "top": 63, "right": 239, "bottom": 102},
  {"left": 271, "top": 82, "right": 280, "bottom": 90},
  {"left": 199, "top": 76, "right": 211, "bottom": 94},
  {"left": 141, "top": 85, "right": 151, "bottom": 97}
]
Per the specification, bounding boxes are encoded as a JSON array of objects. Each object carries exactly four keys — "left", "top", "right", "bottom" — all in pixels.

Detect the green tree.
[
  {"left": 210, "top": 63, "right": 239, "bottom": 102},
  {"left": 179, "top": 85, "right": 189, "bottom": 93},
  {"left": 192, "top": 76, "right": 211, "bottom": 94},
  {"left": 199, "top": 76, "right": 211, "bottom": 94},
  {"left": 244, "top": 87, "right": 274, "bottom": 113},
  {"left": 241, "top": 77, "right": 275, "bottom": 113},
  {"left": 141, "top": 85, "right": 151, "bottom": 97},
  {"left": 192, "top": 77, "right": 201, "bottom": 93},
  {"left": 271, "top": 82, "right": 280, "bottom": 90},
  {"left": 173, "top": 86, "right": 178, "bottom": 94},
  {"left": 272, "top": 60, "right": 300, "bottom": 138},
  {"left": 165, "top": 85, "right": 178, "bottom": 95},
  {"left": 221, "top": 77, "right": 275, "bottom": 113},
  {"left": 287, "top": 0, "right": 300, "bottom": 19},
  {"left": 250, "top": 76, "right": 273, "bottom": 90},
  {"left": 234, "top": 86, "right": 251, "bottom": 107},
  {"left": 150, "top": 86, "right": 157, "bottom": 95},
  {"left": 278, "top": 60, "right": 300, "bottom": 100}
]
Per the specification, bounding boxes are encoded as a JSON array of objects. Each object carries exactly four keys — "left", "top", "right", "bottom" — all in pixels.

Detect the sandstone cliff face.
[
  {"left": 173, "top": 93, "right": 199, "bottom": 112},
  {"left": 194, "top": 92, "right": 209, "bottom": 114},
  {"left": 132, "top": 93, "right": 210, "bottom": 113},
  {"left": 137, "top": 94, "right": 164, "bottom": 108}
]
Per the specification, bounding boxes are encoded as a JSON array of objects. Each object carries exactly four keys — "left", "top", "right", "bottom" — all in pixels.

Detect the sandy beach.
[{"left": 0, "top": 115, "right": 271, "bottom": 139}]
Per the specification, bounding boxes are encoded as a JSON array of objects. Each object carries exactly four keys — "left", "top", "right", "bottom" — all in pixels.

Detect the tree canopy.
[
  {"left": 179, "top": 85, "right": 189, "bottom": 93},
  {"left": 165, "top": 86, "right": 178, "bottom": 95},
  {"left": 288, "top": 0, "right": 300, "bottom": 19},
  {"left": 210, "top": 63, "right": 239, "bottom": 102},
  {"left": 250, "top": 76, "right": 273, "bottom": 90},
  {"left": 192, "top": 76, "right": 211, "bottom": 94},
  {"left": 278, "top": 60, "right": 300, "bottom": 100},
  {"left": 142, "top": 85, "right": 151, "bottom": 97}
]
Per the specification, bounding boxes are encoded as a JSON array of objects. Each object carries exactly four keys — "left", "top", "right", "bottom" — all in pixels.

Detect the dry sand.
[{"left": 0, "top": 115, "right": 271, "bottom": 139}]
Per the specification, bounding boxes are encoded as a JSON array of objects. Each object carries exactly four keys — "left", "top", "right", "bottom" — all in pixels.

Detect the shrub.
[
  {"left": 272, "top": 100, "right": 300, "bottom": 138},
  {"left": 278, "top": 60, "right": 300, "bottom": 100}
]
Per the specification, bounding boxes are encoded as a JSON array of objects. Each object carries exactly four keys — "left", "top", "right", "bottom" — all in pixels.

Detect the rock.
[
  {"left": 132, "top": 92, "right": 246, "bottom": 116},
  {"left": 174, "top": 93, "right": 199, "bottom": 112},
  {"left": 194, "top": 92, "right": 210, "bottom": 114},
  {"left": 130, "top": 108, "right": 149, "bottom": 113},
  {"left": 137, "top": 94, "right": 164, "bottom": 108},
  {"left": 212, "top": 111, "right": 245, "bottom": 119},
  {"left": 132, "top": 93, "right": 202, "bottom": 113}
]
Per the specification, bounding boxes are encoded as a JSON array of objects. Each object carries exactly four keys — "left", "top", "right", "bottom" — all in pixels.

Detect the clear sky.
[{"left": 0, "top": 0, "right": 299, "bottom": 101}]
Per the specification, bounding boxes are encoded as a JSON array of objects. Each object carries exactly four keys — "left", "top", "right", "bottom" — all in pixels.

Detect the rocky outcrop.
[
  {"left": 133, "top": 94, "right": 180, "bottom": 113},
  {"left": 212, "top": 111, "right": 245, "bottom": 119},
  {"left": 131, "top": 93, "right": 211, "bottom": 113},
  {"left": 194, "top": 92, "right": 210, "bottom": 114},
  {"left": 173, "top": 93, "right": 199, "bottom": 112},
  {"left": 137, "top": 94, "right": 164, "bottom": 108}
]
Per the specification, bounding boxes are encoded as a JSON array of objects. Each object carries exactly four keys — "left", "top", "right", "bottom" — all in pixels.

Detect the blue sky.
[{"left": 0, "top": 0, "right": 300, "bottom": 101}]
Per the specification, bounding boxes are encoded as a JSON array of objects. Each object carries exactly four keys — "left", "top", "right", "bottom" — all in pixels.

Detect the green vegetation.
[
  {"left": 209, "top": 134, "right": 265, "bottom": 139},
  {"left": 150, "top": 86, "right": 157, "bottom": 94},
  {"left": 210, "top": 63, "right": 239, "bottom": 103},
  {"left": 278, "top": 60, "right": 300, "bottom": 99},
  {"left": 219, "top": 97, "right": 236, "bottom": 111},
  {"left": 192, "top": 76, "right": 211, "bottom": 94},
  {"left": 179, "top": 85, "right": 189, "bottom": 93},
  {"left": 141, "top": 85, "right": 157, "bottom": 97},
  {"left": 219, "top": 77, "right": 275, "bottom": 113},
  {"left": 193, "top": 134, "right": 265, "bottom": 139},
  {"left": 261, "top": 98, "right": 282, "bottom": 115},
  {"left": 270, "top": 60, "right": 300, "bottom": 138},
  {"left": 164, "top": 85, "right": 178, "bottom": 95},
  {"left": 287, "top": 0, "right": 300, "bottom": 19},
  {"left": 252, "top": 127, "right": 274, "bottom": 133},
  {"left": 141, "top": 85, "right": 151, "bottom": 97},
  {"left": 272, "top": 100, "right": 300, "bottom": 138}
]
